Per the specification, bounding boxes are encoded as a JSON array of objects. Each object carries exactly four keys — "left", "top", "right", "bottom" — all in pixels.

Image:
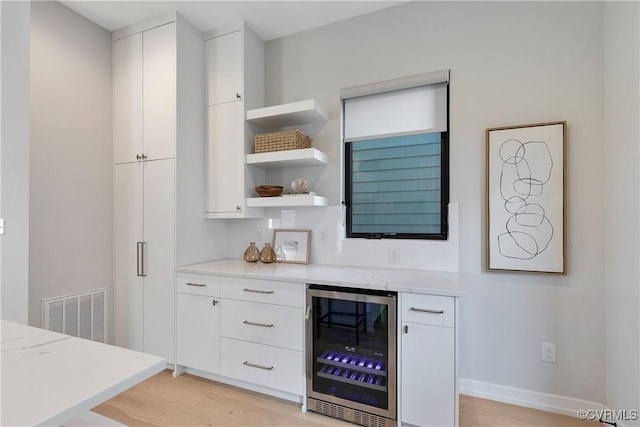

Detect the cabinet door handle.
[
  {"left": 236, "top": 92, "right": 241, "bottom": 100},
  {"left": 236, "top": 205, "right": 241, "bottom": 212},
  {"left": 242, "top": 288, "right": 274, "bottom": 294},
  {"left": 404, "top": 324, "right": 409, "bottom": 334},
  {"left": 185, "top": 282, "right": 206, "bottom": 287},
  {"left": 243, "top": 320, "right": 274, "bottom": 328},
  {"left": 136, "top": 154, "right": 142, "bottom": 160},
  {"left": 212, "top": 299, "right": 217, "bottom": 306},
  {"left": 136, "top": 242, "right": 147, "bottom": 277},
  {"left": 243, "top": 361, "right": 273, "bottom": 371},
  {"left": 410, "top": 307, "right": 444, "bottom": 314},
  {"left": 141, "top": 242, "right": 147, "bottom": 277}
]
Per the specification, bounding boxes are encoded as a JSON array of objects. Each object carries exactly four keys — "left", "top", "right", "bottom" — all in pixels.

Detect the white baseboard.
[{"left": 459, "top": 378, "right": 608, "bottom": 419}]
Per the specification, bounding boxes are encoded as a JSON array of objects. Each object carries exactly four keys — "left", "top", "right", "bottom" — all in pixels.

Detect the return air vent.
[{"left": 43, "top": 288, "right": 108, "bottom": 343}]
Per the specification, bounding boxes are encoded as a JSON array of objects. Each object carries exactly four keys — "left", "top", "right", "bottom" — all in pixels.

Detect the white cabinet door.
[
  {"left": 401, "top": 322, "right": 455, "bottom": 427},
  {"left": 113, "top": 33, "right": 143, "bottom": 165},
  {"left": 177, "top": 293, "right": 220, "bottom": 374},
  {"left": 142, "top": 159, "right": 175, "bottom": 362},
  {"left": 205, "top": 31, "right": 242, "bottom": 106},
  {"left": 206, "top": 102, "right": 244, "bottom": 214},
  {"left": 114, "top": 162, "right": 144, "bottom": 351},
  {"left": 143, "top": 23, "right": 176, "bottom": 161}
]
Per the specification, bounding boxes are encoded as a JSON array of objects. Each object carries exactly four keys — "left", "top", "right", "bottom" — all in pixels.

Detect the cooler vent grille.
[{"left": 307, "top": 398, "right": 395, "bottom": 427}]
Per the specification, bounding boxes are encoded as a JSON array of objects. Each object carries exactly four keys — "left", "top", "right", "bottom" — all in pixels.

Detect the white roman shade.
[{"left": 341, "top": 70, "right": 449, "bottom": 142}]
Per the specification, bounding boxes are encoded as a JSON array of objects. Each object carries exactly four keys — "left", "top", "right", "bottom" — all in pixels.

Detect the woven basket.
[{"left": 254, "top": 129, "right": 311, "bottom": 153}]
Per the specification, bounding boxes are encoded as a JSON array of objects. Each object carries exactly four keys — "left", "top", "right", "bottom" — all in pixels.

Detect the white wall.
[
  {"left": 29, "top": 1, "right": 113, "bottom": 329},
  {"left": 604, "top": 1, "right": 640, "bottom": 424},
  {"left": 228, "top": 1, "right": 610, "bottom": 407},
  {"left": 1, "top": 0, "right": 30, "bottom": 324}
]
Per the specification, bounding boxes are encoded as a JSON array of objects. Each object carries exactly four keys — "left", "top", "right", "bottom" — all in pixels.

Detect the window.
[{"left": 342, "top": 71, "right": 449, "bottom": 240}]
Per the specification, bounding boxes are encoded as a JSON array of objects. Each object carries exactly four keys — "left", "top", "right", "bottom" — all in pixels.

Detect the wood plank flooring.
[{"left": 93, "top": 370, "right": 598, "bottom": 426}]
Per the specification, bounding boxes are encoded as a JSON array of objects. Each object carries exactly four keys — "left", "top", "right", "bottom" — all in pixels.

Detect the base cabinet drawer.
[
  {"left": 220, "top": 338, "right": 303, "bottom": 395},
  {"left": 401, "top": 293, "right": 454, "bottom": 328},
  {"left": 220, "top": 277, "right": 303, "bottom": 307},
  {"left": 220, "top": 299, "right": 303, "bottom": 350},
  {"left": 177, "top": 273, "right": 220, "bottom": 297}
]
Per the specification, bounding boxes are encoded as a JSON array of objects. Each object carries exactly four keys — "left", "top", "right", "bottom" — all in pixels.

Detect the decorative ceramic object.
[
  {"left": 259, "top": 243, "right": 276, "bottom": 263},
  {"left": 243, "top": 242, "right": 260, "bottom": 262},
  {"left": 291, "top": 177, "right": 308, "bottom": 194}
]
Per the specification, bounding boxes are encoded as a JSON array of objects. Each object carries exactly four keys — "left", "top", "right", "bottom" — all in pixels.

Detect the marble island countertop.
[
  {"left": 177, "top": 259, "right": 464, "bottom": 297},
  {"left": 1, "top": 320, "right": 165, "bottom": 426}
]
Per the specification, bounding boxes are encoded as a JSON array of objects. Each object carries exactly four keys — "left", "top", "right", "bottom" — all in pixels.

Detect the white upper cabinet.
[
  {"left": 206, "top": 102, "right": 245, "bottom": 214},
  {"left": 113, "top": 33, "right": 143, "bottom": 164},
  {"left": 204, "top": 24, "right": 265, "bottom": 219},
  {"left": 114, "top": 23, "right": 175, "bottom": 164},
  {"left": 206, "top": 30, "right": 242, "bottom": 106},
  {"left": 143, "top": 23, "right": 176, "bottom": 161}
]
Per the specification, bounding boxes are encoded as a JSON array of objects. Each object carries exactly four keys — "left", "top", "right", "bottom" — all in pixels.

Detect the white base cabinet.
[
  {"left": 177, "top": 294, "right": 220, "bottom": 374},
  {"left": 175, "top": 272, "right": 459, "bottom": 424},
  {"left": 400, "top": 293, "right": 457, "bottom": 427},
  {"left": 176, "top": 273, "right": 221, "bottom": 373},
  {"left": 176, "top": 273, "right": 305, "bottom": 397}
]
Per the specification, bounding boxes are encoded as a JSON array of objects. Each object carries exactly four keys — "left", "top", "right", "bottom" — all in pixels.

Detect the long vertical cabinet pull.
[
  {"left": 141, "top": 241, "right": 147, "bottom": 277},
  {"left": 137, "top": 241, "right": 147, "bottom": 277},
  {"left": 137, "top": 242, "right": 144, "bottom": 276}
]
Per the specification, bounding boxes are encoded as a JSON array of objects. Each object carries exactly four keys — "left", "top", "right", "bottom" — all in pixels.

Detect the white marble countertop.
[
  {"left": 1, "top": 320, "right": 165, "bottom": 426},
  {"left": 177, "top": 259, "right": 464, "bottom": 297}
]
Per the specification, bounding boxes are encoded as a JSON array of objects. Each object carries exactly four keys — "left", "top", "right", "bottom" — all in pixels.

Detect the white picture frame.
[
  {"left": 272, "top": 229, "right": 311, "bottom": 264},
  {"left": 486, "top": 121, "right": 566, "bottom": 274}
]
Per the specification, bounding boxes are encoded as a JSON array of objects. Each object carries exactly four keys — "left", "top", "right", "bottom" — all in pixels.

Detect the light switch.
[{"left": 0, "top": 218, "right": 4, "bottom": 235}]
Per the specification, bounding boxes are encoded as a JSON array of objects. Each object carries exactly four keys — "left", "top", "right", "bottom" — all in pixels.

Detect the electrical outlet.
[
  {"left": 389, "top": 247, "right": 400, "bottom": 264},
  {"left": 541, "top": 343, "right": 556, "bottom": 363},
  {"left": 255, "top": 228, "right": 264, "bottom": 242},
  {"left": 319, "top": 229, "right": 328, "bottom": 244}
]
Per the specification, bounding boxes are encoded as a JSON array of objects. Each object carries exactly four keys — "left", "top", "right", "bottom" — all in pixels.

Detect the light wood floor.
[{"left": 93, "top": 370, "right": 598, "bottom": 426}]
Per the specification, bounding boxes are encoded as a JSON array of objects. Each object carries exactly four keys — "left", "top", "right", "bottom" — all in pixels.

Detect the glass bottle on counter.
[
  {"left": 259, "top": 243, "right": 276, "bottom": 263},
  {"left": 243, "top": 242, "right": 260, "bottom": 262}
]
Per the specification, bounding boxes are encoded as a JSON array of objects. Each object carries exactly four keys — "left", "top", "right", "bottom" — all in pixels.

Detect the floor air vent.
[{"left": 43, "top": 288, "right": 108, "bottom": 343}]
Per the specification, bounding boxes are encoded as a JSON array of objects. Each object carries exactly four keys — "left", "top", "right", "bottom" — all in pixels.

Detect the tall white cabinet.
[
  {"left": 204, "top": 24, "right": 265, "bottom": 218},
  {"left": 113, "top": 13, "right": 222, "bottom": 363}
]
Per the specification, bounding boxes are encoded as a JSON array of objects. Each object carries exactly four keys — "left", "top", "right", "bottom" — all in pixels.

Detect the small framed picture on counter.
[{"left": 273, "top": 229, "right": 311, "bottom": 264}]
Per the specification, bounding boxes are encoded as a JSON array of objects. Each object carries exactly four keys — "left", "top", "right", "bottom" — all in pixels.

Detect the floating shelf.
[
  {"left": 246, "top": 148, "right": 328, "bottom": 168},
  {"left": 246, "top": 99, "right": 328, "bottom": 129},
  {"left": 246, "top": 194, "right": 328, "bottom": 208}
]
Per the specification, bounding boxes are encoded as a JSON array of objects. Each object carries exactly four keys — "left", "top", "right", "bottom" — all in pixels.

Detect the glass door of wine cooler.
[{"left": 306, "top": 287, "right": 397, "bottom": 420}]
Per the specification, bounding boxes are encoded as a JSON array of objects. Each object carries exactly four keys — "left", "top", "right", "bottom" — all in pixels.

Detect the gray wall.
[
  {"left": 1, "top": 0, "right": 30, "bottom": 324},
  {"left": 604, "top": 1, "right": 640, "bottom": 422},
  {"left": 29, "top": 1, "right": 113, "bottom": 330},
  {"left": 241, "top": 1, "right": 608, "bottom": 405}
]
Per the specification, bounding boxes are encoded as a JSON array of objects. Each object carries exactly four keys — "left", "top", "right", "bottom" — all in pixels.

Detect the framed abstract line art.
[
  {"left": 273, "top": 229, "right": 311, "bottom": 264},
  {"left": 486, "top": 121, "right": 566, "bottom": 274}
]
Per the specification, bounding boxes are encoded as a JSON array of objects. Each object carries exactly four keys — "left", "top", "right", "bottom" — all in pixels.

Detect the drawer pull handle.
[
  {"left": 243, "top": 288, "right": 274, "bottom": 294},
  {"left": 243, "top": 320, "right": 274, "bottom": 328},
  {"left": 243, "top": 361, "right": 274, "bottom": 371},
  {"left": 410, "top": 307, "right": 444, "bottom": 314},
  {"left": 185, "top": 282, "right": 206, "bottom": 287}
]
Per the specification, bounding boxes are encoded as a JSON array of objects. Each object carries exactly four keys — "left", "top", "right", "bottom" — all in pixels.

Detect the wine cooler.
[{"left": 306, "top": 286, "right": 397, "bottom": 427}]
